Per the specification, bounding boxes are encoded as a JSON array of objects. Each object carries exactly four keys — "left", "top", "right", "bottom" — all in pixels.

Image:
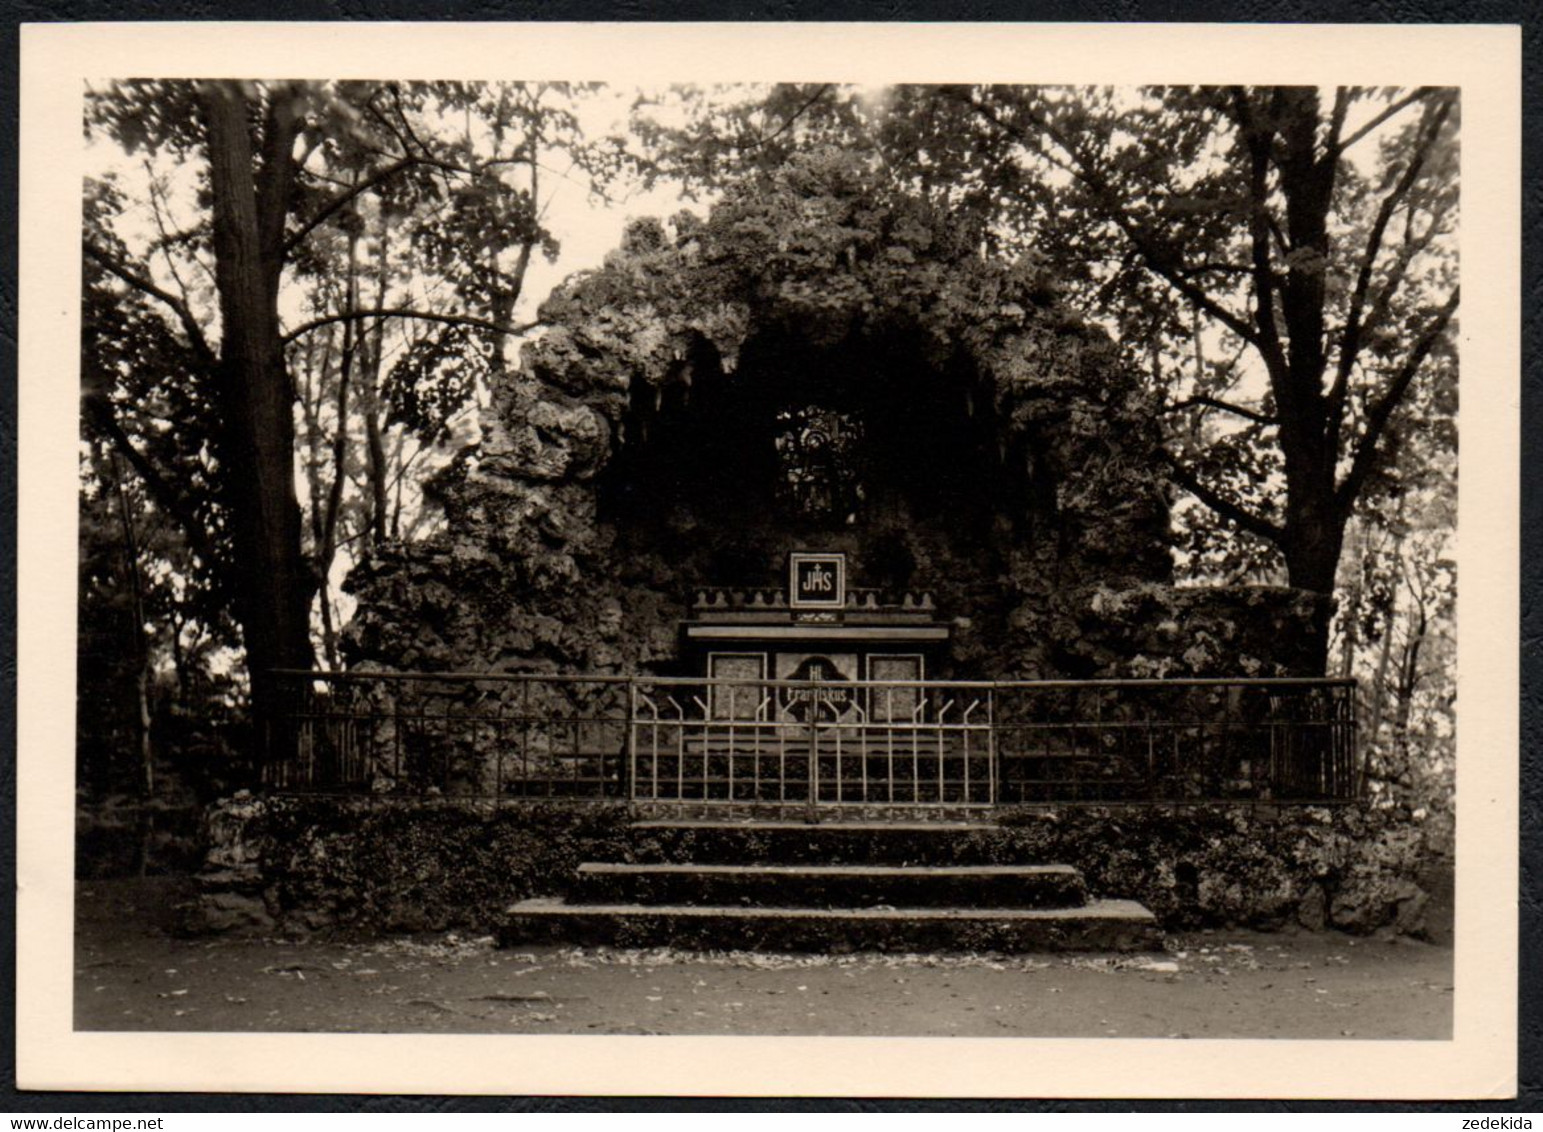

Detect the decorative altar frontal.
[{"left": 682, "top": 553, "right": 951, "bottom": 722}]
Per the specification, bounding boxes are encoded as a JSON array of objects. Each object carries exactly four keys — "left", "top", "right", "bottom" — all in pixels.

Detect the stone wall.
[
  {"left": 189, "top": 793, "right": 632, "bottom": 935},
  {"left": 189, "top": 795, "right": 1437, "bottom": 938}
]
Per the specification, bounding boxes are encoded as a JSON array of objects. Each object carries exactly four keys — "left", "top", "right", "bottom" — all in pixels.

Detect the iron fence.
[
  {"left": 993, "top": 678, "right": 1358, "bottom": 804},
  {"left": 262, "top": 670, "right": 632, "bottom": 799},
  {"left": 261, "top": 670, "right": 1357, "bottom": 806},
  {"left": 630, "top": 676, "right": 994, "bottom": 808}
]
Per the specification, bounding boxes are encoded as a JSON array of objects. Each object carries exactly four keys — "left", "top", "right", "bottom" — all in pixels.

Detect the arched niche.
[
  {"left": 348, "top": 153, "right": 1178, "bottom": 680},
  {"left": 594, "top": 320, "right": 1042, "bottom": 611}
]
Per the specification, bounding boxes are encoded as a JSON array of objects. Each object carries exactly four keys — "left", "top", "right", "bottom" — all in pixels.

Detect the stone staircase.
[{"left": 499, "top": 819, "right": 1161, "bottom": 953}]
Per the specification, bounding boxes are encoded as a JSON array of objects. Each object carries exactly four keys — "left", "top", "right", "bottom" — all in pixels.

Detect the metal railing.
[
  {"left": 261, "top": 670, "right": 1357, "bottom": 806},
  {"left": 261, "top": 670, "right": 633, "bottom": 799},
  {"left": 992, "top": 678, "right": 1358, "bottom": 805},
  {"left": 630, "top": 677, "right": 994, "bottom": 809}
]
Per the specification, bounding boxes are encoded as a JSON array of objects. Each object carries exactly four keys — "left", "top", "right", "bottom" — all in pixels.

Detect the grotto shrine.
[
  {"left": 221, "top": 153, "right": 1381, "bottom": 952},
  {"left": 313, "top": 152, "right": 1349, "bottom": 814}
]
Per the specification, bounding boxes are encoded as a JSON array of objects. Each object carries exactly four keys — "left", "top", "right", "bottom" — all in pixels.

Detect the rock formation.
[{"left": 346, "top": 151, "right": 1324, "bottom": 682}]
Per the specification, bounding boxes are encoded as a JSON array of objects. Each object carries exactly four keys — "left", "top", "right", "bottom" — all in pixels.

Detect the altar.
[{"left": 682, "top": 553, "right": 952, "bottom": 723}]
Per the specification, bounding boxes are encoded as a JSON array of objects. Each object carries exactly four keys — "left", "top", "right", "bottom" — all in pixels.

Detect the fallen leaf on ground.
[
  {"left": 405, "top": 998, "right": 456, "bottom": 1012},
  {"left": 469, "top": 992, "right": 552, "bottom": 1003}
]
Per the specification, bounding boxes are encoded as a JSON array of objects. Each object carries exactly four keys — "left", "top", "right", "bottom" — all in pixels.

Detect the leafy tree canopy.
[{"left": 634, "top": 84, "right": 1460, "bottom": 671}]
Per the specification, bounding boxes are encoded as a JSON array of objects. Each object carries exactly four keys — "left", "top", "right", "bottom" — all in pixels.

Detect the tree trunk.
[
  {"left": 1364, "top": 507, "right": 1408, "bottom": 753},
  {"left": 170, "top": 609, "right": 189, "bottom": 710},
  {"left": 1337, "top": 522, "right": 1368, "bottom": 681},
  {"left": 1366, "top": 600, "right": 1398, "bottom": 763},
  {"left": 1392, "top": 597, "right": 1429, "bottom": 765},
  {"left": 313, "top": 225, "right": 361, "bottom": 669},
  {"left": 363, "top": 389, "right": 390, "bottom": 546},
  {"left": 201, "top": 81, "right": 315, "bottom": 746},
  {"left": 110, "top": 450, "right": 155, "bottom": 798},
  {"left": 1280, "top": 485, "right": 1344, "bottom": 673},
  {"left": 1265, "top": 88, "right": 1346, "bottom": 674},
  {"left": 363, "top": 216, "right": 391, "bottom": 547}
]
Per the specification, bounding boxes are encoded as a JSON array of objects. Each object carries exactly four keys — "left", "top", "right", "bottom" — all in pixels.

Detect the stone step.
[
  {"left": 626, "top": 818, "right": 1022, "bottom": 866},
  {"left": 573, "top": 861, "right": 1089, "bottom": 909},
  {"left": 499, "top": 898, "right": 1161, "bottom": 953}
]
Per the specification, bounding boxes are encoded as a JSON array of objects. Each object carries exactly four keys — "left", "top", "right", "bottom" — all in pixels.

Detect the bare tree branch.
[
  {"left": 740, "top": 84, "right": 835, "bottom": 151},
  {"left": 282, "top": 308, "right": 544, "bottom": 345},
  {"left": 286, "top": 157, "right": 416, "bottom": 255},
  {"left": 145, "top": 162, "right": 215, "bottom": 296},
  {"left": 1163, "top": 395, "right": 1276, "bottom": 426},
  {"left": 1335, "top": 284, "right": 1460, "bottom": 515},
  {"left": 957, "top": 89, "right": 1264, "bottom": 348},
  {"left": 285, "top": 153, "right": 471, "bottom": 255},
  {"left": 1355, "top": 196, "right": 1454, "bottom": 349},
  {"left": 1327, "top": 93, "right": 1453, "bottom": 431},
  {"left": 84, "top": 242, "right": 217, "bottom": 368},
  {"left": 1333, "top": 87, "right": 1439, "bottom": 156},
  {"left": 84, "top": 393, "right": 226, "bottom": 581},
  {"left": 1163, "top": 452, "right": 1285, "bottom": 546},
  {"left": 1173, "top": 262, "right": 1255, "bottom": 279}
]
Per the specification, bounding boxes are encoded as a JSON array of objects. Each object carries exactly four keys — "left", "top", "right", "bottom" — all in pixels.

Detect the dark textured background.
[{"left": 1, "top": 2, "right": 1536, "bottom": 1113}]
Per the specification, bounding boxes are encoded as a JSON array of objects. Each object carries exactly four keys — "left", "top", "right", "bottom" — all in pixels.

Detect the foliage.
[
  {"left": 1052, "top": 582, "right": 1331, "bottom": 679},
  {"left": 81, "top": 80, "right": 634, "bottom": 779},
  {"left": 528, "top": 149, "right": 1157, "bottom": 504},
  {"left": 78, "top": 432, "right": 246, "bottom": 800},
  {"left": 346, "top": 150, "right": 1202, "bottom": 690},
  {"left": 624, "top": 82, "right": 1459, "bottom": 822},
  {"left": 83, "top": 82, "right": 1458, "bottom": 836},
  {"left": 636, "top": 84, "right": 1462, "bottom": 673}
]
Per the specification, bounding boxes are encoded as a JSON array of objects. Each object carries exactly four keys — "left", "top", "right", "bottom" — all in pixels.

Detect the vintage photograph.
[{"left": 69, "top": 73, "right": 1464, "bottom": 1049}]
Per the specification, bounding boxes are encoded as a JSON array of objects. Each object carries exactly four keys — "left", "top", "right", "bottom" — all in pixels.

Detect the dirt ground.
[{"left": 74, "top": 877, "right": 1453, "bottom": 1039}]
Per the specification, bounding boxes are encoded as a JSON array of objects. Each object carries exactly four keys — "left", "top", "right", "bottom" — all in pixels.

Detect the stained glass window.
[{"left": 774, "top": 406, "right": 866, "bottom": 524}]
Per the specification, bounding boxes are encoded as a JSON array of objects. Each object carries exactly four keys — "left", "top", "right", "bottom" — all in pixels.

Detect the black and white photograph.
[{"left": 15, "top": 22, "right": 1520, "bottom": 1099}]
